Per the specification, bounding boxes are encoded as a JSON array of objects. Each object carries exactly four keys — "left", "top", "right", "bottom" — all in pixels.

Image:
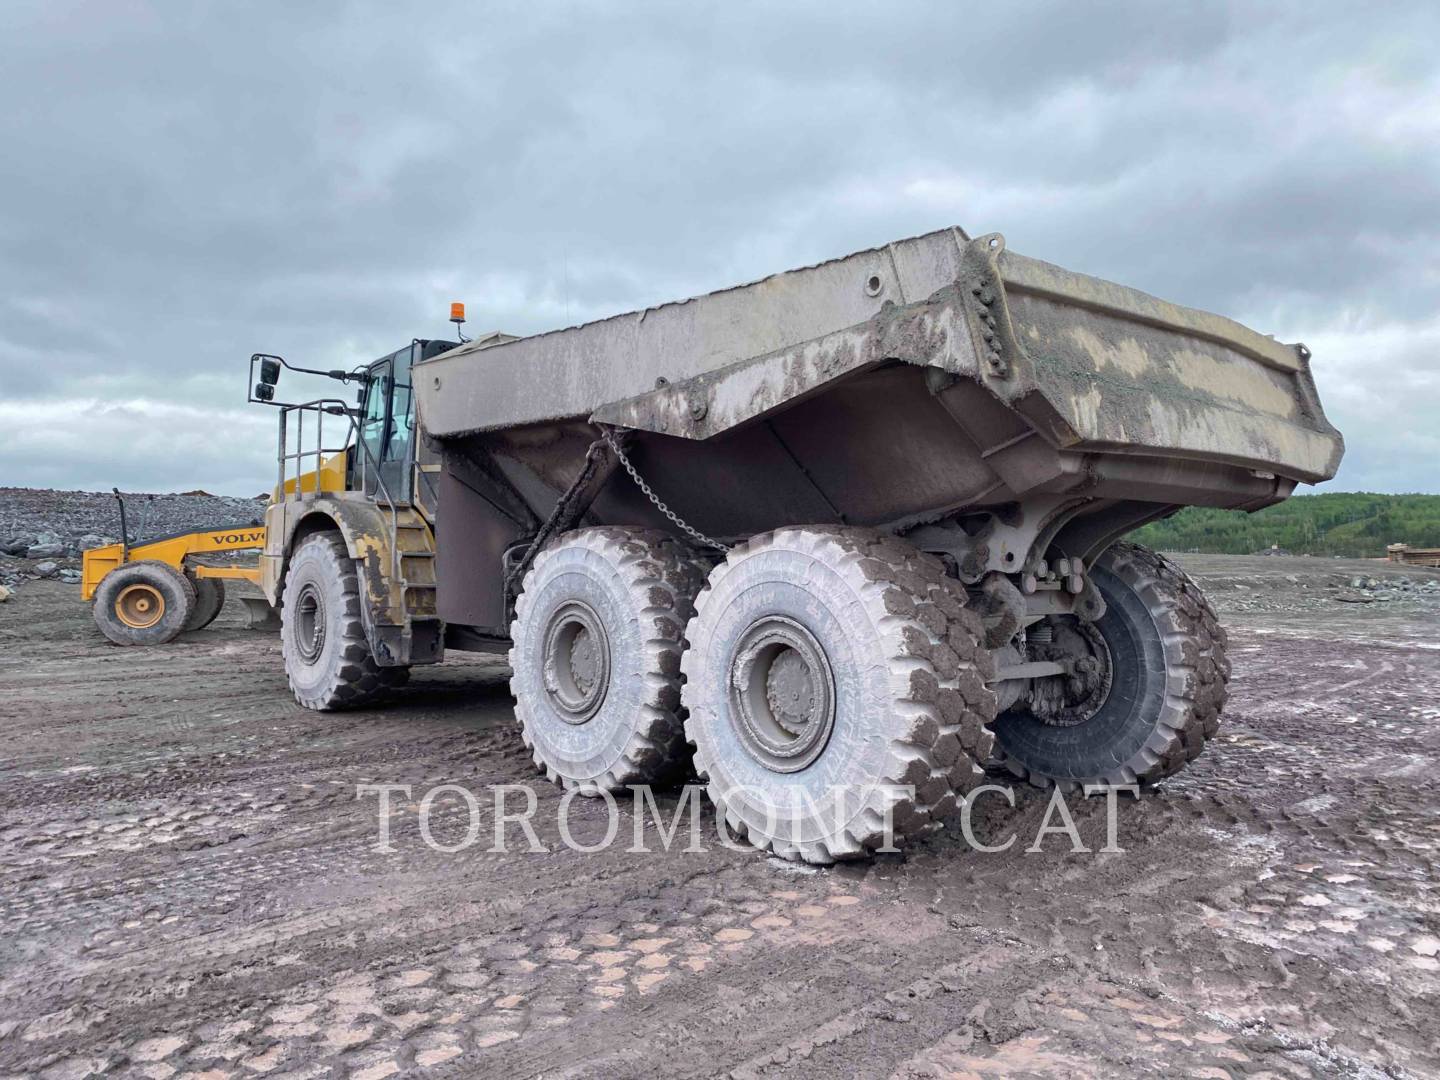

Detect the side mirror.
[
  {"left": 259, "top": 358, "right": 281, "bottom": 386},
  {"left": 254, "top": 383, "right": 275, "bottom": 402}
]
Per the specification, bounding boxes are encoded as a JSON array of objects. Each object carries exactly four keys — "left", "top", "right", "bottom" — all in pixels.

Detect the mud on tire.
[
  {"left": 682, "top": 526, "right": 996, "bottom": 864},
  {"left": 509, "top": 527, "right": 707, "bottom": 794},
  {"left": 994, "top": 541, "right": 1229, "bottom": 789},
  {"left": 281, "top": 532, "right": 409, "bottom": 711}
]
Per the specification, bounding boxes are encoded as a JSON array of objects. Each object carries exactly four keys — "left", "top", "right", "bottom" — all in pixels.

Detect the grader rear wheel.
[
  {"left": 182, "top": 576, "right": 227, "bottom": 632},
  {"left": 93, "top": 560, "right": 196, "bottom": 646}
]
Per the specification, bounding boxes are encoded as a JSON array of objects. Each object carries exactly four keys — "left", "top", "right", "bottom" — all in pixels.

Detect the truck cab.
[{"left": 350, "top": 338, "right": 456, "bottom": 505}]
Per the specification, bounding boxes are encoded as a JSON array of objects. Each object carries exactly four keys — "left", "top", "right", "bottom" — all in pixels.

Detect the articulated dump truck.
[{"left": 257, "top": 227, "right": 1343, "bottom": 863}]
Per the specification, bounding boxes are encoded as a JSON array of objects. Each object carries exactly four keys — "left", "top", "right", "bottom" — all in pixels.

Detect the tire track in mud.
[{"left": 2, "top": 572, "right": 1439, "bottom": 1078}]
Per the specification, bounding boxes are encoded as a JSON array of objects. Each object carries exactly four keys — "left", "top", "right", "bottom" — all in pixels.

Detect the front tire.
[
  {"left": 682, "top": 527, "right": 996, "bottom": 864},
  {"left": 994, "top": 541, "right": 1229, "bottom": 789},
  {"left": 93, "top": 560, "right": 196, "bottom": 646},
  {"left": 281, "top": 532, "right": 408, "bottom": 710}
]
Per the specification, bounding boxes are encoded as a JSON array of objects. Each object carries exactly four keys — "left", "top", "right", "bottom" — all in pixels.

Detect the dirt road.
[{"left": 2, "top": 555, "right": 1438, "bottom": 1078}]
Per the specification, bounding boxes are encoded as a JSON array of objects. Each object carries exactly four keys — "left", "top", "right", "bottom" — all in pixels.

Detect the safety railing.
[{"left": 275, "top": 399, "right": 408, "bottom": 594}]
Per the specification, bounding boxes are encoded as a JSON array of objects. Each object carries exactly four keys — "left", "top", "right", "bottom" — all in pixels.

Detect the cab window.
[
  {"left": 388, "top": 345, "right": 415, "bottom": 464},
  {"left": 358, "top": 359, "right": 391, "bottom": 469}
]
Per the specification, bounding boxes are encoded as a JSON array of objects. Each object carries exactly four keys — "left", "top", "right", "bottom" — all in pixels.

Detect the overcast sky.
[{"left": 1, "top": 1, "right": 1436, "bottom": 496}]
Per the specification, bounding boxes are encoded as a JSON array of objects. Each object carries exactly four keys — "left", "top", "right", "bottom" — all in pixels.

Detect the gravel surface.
[{"left": 1, "top": 554, "right": 1438, "bottom": 1077}]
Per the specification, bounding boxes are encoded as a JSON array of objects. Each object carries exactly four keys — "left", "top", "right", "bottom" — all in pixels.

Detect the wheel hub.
[
  {"left": 543, "top": 601, "right": 611, "bottom": 724},
  {"left": 116, "top": 583, "right": 165, "bottom": 629},
  {"left": 1028, "top": 618, "right": 1113, "bottom": 726},
  {"left": 293, "top": 583, "right": 327, "bottom": 663},
  {"left": 730, "top": 616, "right": 835, "bottom": 772}
]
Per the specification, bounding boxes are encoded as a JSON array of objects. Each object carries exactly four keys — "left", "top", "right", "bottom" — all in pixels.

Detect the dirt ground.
[{"left": 2, "top": 554, "right": 1438, "bottom": 1079}]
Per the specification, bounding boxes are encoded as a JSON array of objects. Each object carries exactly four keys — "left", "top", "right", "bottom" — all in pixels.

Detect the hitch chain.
[
  {"left": 506, "top": 426, "right": 730, "bottom": 597},
  {"left": 503, "top": 435, "right": 611, "bottom": 594},
  {"left": 601, "top": 427, "right": 732, "bottom": 551}
]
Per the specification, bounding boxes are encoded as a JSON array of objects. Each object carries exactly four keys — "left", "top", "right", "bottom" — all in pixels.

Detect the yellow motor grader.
[{"left": 81, "top": 498, "right": 267, "bottom": 645}]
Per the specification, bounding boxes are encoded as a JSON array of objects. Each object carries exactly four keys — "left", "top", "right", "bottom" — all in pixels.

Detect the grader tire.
[
  {"left": 281, "top": 532, "right": 409, "bottom": 711},
  {"left": 994, "top": 541, "right": 1229, "bottom": 790},
  {"left": 182, "top": 577, "right": 226, "bottom": 632},
  {"left": 682, "top": 527, "right": 996, "bottom": 864},
  {"left": 509, "top": 527, "right": 706, "bottom": 795},
  {"left": 93, "top": 560, "right": 196, "bottom": 646}
]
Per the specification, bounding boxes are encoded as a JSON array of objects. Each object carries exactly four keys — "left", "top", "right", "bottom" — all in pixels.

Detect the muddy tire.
[
  {"left": 682, "top": 527, "right": 996, "bottom": 864},
  {"left": 93, "top": 560, "right": 196, "bottom": 646},
  {"left": 281, "top": 532, "right": 408, "bottom": 711},
  {"left": 509, "top": 527, "right": 706, "bottom": 794},
  {"left": 182, "top": 577, "right": 226, "bottom": 632},
  {"left": 994, "top": 541, "right": 1229, "bottom": 789}
]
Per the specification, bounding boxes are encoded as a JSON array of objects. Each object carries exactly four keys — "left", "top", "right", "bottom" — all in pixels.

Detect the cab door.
[
  {"left": 377, "top": 343, "right": 416, "bottom": 502},
  {"left": 354, "top": 358, "right": 392, "bottom": 498}
]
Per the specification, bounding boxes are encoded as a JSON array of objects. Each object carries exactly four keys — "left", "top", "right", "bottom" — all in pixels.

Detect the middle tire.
[
  {"left": 509, "top": 527, "right": 706, "bottom": 794},
  {"left": 682, "top": 527, "right": 996, "bottom": 863},
  {"left": 182, "top": 575, "right": 226, "bottom": 632}
]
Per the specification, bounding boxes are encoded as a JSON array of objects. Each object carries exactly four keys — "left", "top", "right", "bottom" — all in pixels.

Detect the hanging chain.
[
  {"left": 505, "top": 426, "right": 731, "bottom": 597},
  {"left": 602, "top": 427, "right": 731, "bottom": 550},
  {"left": 503, "top": 436, "right": 611, "bottom": 593}
]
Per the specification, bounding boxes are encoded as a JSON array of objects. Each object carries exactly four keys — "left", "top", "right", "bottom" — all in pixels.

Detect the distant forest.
[{"left": 1131, "top": 493, "right": 1440, "bottom": 558}]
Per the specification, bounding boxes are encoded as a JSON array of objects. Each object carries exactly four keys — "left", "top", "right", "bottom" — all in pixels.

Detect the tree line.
[{"left": 1130, "top": 492, "right": 1440, "bottom": 557}]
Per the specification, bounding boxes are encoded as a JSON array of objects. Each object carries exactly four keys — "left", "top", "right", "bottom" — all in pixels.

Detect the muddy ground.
[{"left": 1, "top": 554, "right": 1438, "bottom": 1079}]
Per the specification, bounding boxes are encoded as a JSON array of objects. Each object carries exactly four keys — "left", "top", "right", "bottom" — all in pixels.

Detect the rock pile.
[{"left": 1334, "top": 575, "right": 1440, "bottom": 604}]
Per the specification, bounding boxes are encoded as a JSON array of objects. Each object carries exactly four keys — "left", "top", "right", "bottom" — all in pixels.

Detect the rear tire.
[
  {"left": 281, "top": 532, "right": 408, "bottom": 710},
  {"left": 682, "top": 527, "right": 996, "bottom": 864},
  {"left": 509, "top": 527, "right": 706, "bottom": 794},
  {"left": 994, "top": 541, "right": 1229, "bottom": 789},
  {"left": 183, "top": 576, "right": 226, "bottom": 632},
  {"left": 93, "top": 560, "right": 196, "bottom": 646}
]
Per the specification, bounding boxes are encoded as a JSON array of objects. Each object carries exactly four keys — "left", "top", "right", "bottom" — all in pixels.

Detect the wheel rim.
[
  {"left": 115, "top": 583, "right": 165, "bottom": 629},
  {"left": 728, "top": 616, "right": 835, "bottom": 773},
  {"left": 542, "top": 600, "right": 611, "bottom": 724},
  {"left": 293, "top": 582, "right": 326, "bottom": 663}
]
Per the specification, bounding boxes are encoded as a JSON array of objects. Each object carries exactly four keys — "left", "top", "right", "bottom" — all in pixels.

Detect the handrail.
[{"left": 275, "top": 397, "right": 411, "bottom": 601}]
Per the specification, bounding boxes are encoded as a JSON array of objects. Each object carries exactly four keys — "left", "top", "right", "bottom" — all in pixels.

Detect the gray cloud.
[{"left": 2, "top": 0, "right": 1436, "bottom": 494}]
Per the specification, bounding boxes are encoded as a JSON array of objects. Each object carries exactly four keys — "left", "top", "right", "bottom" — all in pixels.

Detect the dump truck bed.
[
  {"left": 415, "top": 226, "right": 1341, "bottom": 633},
  {"left": 416, "top": 226, "right": 1341, "bottom": 485}
]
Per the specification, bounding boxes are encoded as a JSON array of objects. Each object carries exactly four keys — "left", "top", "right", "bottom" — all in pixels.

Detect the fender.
[{"left": 261, "top": 494, "right": 436, "bottom": 667}]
